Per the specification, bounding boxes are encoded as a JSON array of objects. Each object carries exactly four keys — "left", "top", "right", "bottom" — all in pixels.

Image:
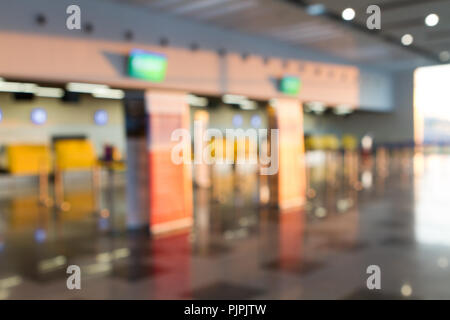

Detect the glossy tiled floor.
[{"left": 1, "top": 150, "right": 450, "bottom": 299}]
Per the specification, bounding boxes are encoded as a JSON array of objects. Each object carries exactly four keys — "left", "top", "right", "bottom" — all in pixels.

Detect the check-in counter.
[
  {"left": 54, "top": 140, "right": 96, "bottom": 171},
  {"left": 53, "top": 139, "right": 98, "bottom": 211},
  {"left": 7, "top": 144, "right": 52, "bottom": 175},
  {"left": 5, "top": 144, "right": 52, "bottom": 206}
]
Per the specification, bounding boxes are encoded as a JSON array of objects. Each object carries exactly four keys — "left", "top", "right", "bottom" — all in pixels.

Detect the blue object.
[
  {"left": 94, "top": 109, "right": 108, "bottom": 125},
  {"left": 31, "top": 108, "right": 47, "bottom": 125},
  {"left": 250, "top": 115, "right": 262, "bottom": 128},
  {"left": 232, "top": 114, "right": 243, "bottom": 127}
]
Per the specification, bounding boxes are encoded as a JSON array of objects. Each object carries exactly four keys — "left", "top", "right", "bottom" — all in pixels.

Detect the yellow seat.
[
  {"left": 54, "top": 140, "right": 96, "bottom": 171},
  {"left": 323, "top": 135, "right": 340, "bottom": 150},
  {"left": 342, "top": 134, "right": 358, "bottom": 151},
  {"left": 7, "top": 144, "right": 52, "bottom": 175},
  {"left": 306, "top": 135, "right": 340, "bottom": 150},
  {"left": 305, "top": 136, "right": 323, "bottom": 150}
]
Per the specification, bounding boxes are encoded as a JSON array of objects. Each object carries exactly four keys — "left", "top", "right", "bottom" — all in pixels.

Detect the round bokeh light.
[
  {"left": 94, "top": 109, "right": 108, "bottom": 126},
  {"left": 250, "top": 114, "right": 262, "bottom": 128},
  {"left": 31, "top": 108, "right": 47, "bottom": 125},
  {"left": 232, "top": 114, "right": 243, "bottom": 127}
]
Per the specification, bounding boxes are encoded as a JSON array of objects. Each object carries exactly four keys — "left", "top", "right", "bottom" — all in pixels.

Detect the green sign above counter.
[
  {"left": 128, "top": 49, "right": 167, "bottom": 83},
  {"left": 279, "top": 76, "right": 301, "bottom": 95}
]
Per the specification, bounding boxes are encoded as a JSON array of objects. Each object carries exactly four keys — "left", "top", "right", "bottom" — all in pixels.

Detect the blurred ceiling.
[{"left": 110, "top": 0, "right": 450, "bottom": 69}]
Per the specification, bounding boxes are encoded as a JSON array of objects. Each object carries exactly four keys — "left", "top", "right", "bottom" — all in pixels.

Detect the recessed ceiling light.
[
  {"left": 342, "top": 8, "right": 355, "bottom": 21},
  {"left": 401, "top": 34, "right": 414, "bottom": 46},
  {"left": 440, "top": 51, "right": 450, "bottom": 62},
  {"left": 425, "top": 13, "right": 439, "bottom": 27},
  {"left": 400, "top": 284, "right": 412, "bottom": 297}
]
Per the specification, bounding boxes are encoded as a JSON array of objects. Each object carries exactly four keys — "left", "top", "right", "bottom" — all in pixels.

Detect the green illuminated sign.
[
  {"left": 128, "top": 49, "right": 167, "bottom": 83},
  {"left": 279, "top": 76, "right": 301, "bottom": 95}
]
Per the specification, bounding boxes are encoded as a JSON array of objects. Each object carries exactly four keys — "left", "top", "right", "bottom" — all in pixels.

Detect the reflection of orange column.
[
  {"left": 152, "top": 232, "right": 191, "bottom": 299},
  {"left": 279, "top": 211, "right": 305, "bottom": 266},
  {"left": 145, "top": 91, "right": 193, "bottom": 235},
  {"left": 269, "top": 98, "right": 306, "bottom": 211}
]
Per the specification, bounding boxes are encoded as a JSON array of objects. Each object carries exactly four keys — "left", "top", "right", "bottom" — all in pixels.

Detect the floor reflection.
[{"left": 0, "top": 150, "right": 450, "bottom": 299}]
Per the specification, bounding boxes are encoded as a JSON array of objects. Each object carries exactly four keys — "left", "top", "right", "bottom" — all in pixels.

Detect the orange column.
[
  {"left": 269, "top": 98, "right": 306, "bottom": 211},
  {"left": 145, "top": 91, "right": 193, "bottom": 235}
]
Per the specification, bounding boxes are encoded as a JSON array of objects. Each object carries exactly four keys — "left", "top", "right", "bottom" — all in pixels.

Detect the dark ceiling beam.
[
  {"left": 377, "top": 0, "right": 448, "bottom": 11},
  {"left": 427, "top": 29, "right": 450, "bottom": 41},
  {"left": 283, "top": 0, "right": 442, "bottom": 63},
  {"left": 382, "top": 18, "right": 424, "bottom": 30}
]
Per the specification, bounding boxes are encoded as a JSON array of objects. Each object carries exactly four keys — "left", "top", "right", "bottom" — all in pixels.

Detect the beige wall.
[{"left": 0, "top": 93, "right": 126, "bottom": 156}]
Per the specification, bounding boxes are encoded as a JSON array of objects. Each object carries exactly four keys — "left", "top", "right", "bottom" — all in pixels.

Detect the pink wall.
[{"left": 0, "top": 31, "right": 359, "bottom": 106}]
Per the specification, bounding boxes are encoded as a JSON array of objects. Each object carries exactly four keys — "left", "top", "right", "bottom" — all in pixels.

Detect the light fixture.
[
  {"left": 342, "top": 8, "right": 355, "bottom": 21},
  {"left": 333, "top": 105, "right": 353, "bottom": 115},
  {"left": 187, "top": 94, "right": 208, "bottom": 107},
  {"left": 223, "top": 94, "right": 257, "bottom": 110},
  {"left": 0, "top": 82, "right": 37, "bottom": 93},
  {"left": 31, "top": 108, "right": 47, "bottom": 125},
  {"left": 66, "top": 82, "right": 108, "bottom": 93},
  {"left": 439, "top": 51, "right": 450, "bottom": 62},
  {"left": 239, "top": 100, "right": 257, "bottom": 110},
  {"left": 306, "top": 4, "right": 326, "bottom": 16},
  {"left": 222, "top": 94, "right": 247, "bottom": 104},
  {"left": 0, "top": 81, "right": 66, "bottom": 98},
  {"left": 66, "top": 83, "right": 124, "bottom": 99},
  {"left": 304, "top": 101, "right": 326, "bottom": 114},
  {"left": 401, "top": 34, "right": 414, "bottom": 46},
  {"left": 35, "top": 87, "right": 64, "bottom": 98},
  {"left": 92, "top": 88, "right": 125, "bottom": 99},
  {"left": 94, "top": 109, "right": 108, "bottom": 126},
  {"left": 425, "top": 13, "right": 439, "bottom": 27}
]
